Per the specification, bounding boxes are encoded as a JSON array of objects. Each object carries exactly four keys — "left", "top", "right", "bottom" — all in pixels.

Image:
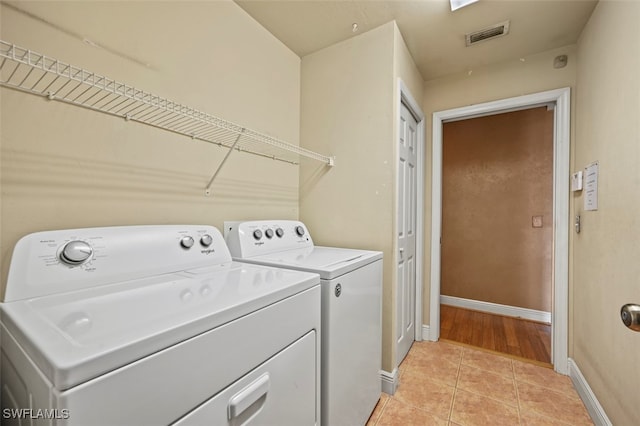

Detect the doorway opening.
[
  {"left": 439, "top": 106, "right": 553, "bottom": 365},
  {"left": 429, "top": 88, "right": 570, "bottom": 374}
]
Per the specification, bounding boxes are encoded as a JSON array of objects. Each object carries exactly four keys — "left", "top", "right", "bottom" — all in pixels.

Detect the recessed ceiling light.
[{"left": 450, "top": 0, "right": 479, "bottom": 11}]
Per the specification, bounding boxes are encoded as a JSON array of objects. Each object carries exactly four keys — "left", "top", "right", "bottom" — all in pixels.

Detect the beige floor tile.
[
  {"left": 520, "top": 410, "right": 583, "bottom": 426},
  {"left": 393, "top": 372, "right": 456, "bottom": 420},
  {"left": 513, "top": 360, "right": 578, "bottom": 398},
  {"left": 401, "top": 355, "right": 460, "bottom": 388},
  {"left": 451, "top": 389, "right": 520, "bottom": 426},
  {"left": 517, "top": 382, "right": 593, "bottom": 425},
  {"left": 366, "top": 393, "right": 390, "bottom": 426},
  {"left": 376, "top": 398, "right": 448, "bottom": 426},
  {"left": 456, "top": 364, "right": 518, "bottom": 407},
  {"left": 460, "top": 347, "right": 514, "bottom": 379},
  {"left": 403, "top": 341, "right": 463, "bottom": 368}
]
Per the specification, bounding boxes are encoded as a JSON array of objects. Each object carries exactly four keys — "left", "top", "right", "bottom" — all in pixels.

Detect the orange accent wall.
[{"left": 441, "top": 107, "right": 553, "bottom": 312}]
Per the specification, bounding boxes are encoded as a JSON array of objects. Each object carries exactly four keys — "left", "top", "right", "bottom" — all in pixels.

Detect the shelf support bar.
[{"left": 205, "top": 128, "right": 245, "bottom": 196}]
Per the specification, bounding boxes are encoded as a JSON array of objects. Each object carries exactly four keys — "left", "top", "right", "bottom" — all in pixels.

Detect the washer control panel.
[
  {"left": 5, "top": 225, "right": 232, "bottom": 302},
  {"left": 224, "top": 220, "right": 314, "bottom": 258}
]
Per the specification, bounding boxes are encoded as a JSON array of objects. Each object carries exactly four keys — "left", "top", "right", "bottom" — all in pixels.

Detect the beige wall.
[
  {"left": 422, "top": 45, "right": 578, "bottom": 324},
  {"left": 573, "top": 1, "right": 640, "bottom": 424},
  {"left": 300, "top": 21, "right": 395, "bottom": 371},
  {"left": 300, "top": 21, "right": 423, "bottom": 373},
  {"left": 0, "top": 1, "right": 301, "bottom": 295},
  {"left": 442, "top": 107, "right": 554, "bottom": 312}
]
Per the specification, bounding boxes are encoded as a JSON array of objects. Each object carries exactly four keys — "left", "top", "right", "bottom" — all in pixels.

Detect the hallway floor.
[
  {"left": 440, "top": 305, "right": 551, "bottom": 364},
  {"left": 366, "top": 341, "right": 593, "bottom": 426}
]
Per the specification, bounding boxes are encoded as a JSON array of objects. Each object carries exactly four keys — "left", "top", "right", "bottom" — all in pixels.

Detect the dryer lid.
[
  {"left": 1, "top": 262, "right": 319, "bottom": 390},
  {"left": 242, "top": 246, "right": 382, "bottom": 280}
]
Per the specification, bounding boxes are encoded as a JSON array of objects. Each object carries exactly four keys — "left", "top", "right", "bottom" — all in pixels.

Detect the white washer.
[
  {"left": 225, "top": 220, "right": 382, "bottom": 426},
  {"left": 0, "top": 225, "right": 321, "bottom": 426}
]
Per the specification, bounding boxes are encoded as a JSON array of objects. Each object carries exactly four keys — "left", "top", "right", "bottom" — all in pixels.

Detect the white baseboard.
[
  {"left": 380, "top": 368, "right": 399, "bottom": 395},
  {"left": 422, "top": 324, "right": 431, "bottom": 341},
  {"left": 440, "top": 295, "right": 551, "bottom": 323},
  {"left": 568, "top": 358, "right": 612, "bottom": 426}
]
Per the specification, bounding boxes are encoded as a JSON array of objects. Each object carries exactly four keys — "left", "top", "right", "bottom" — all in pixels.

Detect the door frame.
[
  {"left": 395, "top": 79, "right": 426, "bottom": 365},
  {"left": 429, "top": 87, "right": 570, "bottom": 374}
]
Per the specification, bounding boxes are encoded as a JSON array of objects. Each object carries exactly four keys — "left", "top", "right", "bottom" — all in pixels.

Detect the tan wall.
[
  {"left": 301, "top": 21, "right": 422, "bottom": 373},
  {"left": 300, "top": 21, "right": 395, "bottom": 371},
  {"left": 573, "top": 1, "right": 640, "bottom": 424},
  {"left": 422, "top": 45, "right": 577, "bottom": 324},
  {"left": 441, "top": 107, "right": 553, "bottom": 312},
  {"left": 0, "top": 1, "right": 301, "bottom": 295}
]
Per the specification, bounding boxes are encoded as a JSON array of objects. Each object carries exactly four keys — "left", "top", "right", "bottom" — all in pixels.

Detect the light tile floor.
[{"left": 367, "top": 341, "right": 593, "bottom": 426}]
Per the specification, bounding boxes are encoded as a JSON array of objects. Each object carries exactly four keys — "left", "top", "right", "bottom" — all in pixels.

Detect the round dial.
[
  {"left": 60, "top": 240, "right": 93, "bottom": 265},
  {"left": 180, "top": 236, "right": 195, "bottom": 249},
  {"left": 265, "top": 229, "right": 274, "bottom": 239},
  {"left": 295, "top": 226, "right": 305, "bottom": 237},
  {"left": 253, "top": 229, "right": 263, "bottom": 240},
  {"left": 276, "top": 228, "right": 284, "bottom": 238},
  {"left": 200, "top": 234, "right": 213, "bottom": 247}
]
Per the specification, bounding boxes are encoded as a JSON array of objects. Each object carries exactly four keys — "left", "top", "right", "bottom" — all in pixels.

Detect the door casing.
[{"left": 429, "top": 87, "right": 570, "bottom": 374}]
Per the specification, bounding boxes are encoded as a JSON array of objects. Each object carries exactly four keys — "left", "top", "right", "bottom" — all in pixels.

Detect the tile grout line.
[
  {"left": 512, "top": 359, "right": 524, "bottom": 425},
  {"left": 371, "top": 394, "right": 390, "bottom": 426},
  {"left": 449, "top": 348, "right": 464, "bottom": 423}
]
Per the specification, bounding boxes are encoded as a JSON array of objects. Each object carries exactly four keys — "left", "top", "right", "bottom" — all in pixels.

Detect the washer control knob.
[
  {"left": 265, "top": 229, "right": 274, "bottom": 239},
  {"left": 253, "top": 229, "right": 263, "bottom": 240},
  {"left": 276, "top": 228, "right": 284, "bottom": 238},
  {"left": 60, "top": 240, "right": 93, "bottom": 265},
  {"left": 200, "top": 234, "right": 213, "bottom": 247},
  {"left": 295, "top": 226, "right": 305, "bottom": 237},
  {"left": 180, "top": 236, "right": 195, "bottom": 249}
]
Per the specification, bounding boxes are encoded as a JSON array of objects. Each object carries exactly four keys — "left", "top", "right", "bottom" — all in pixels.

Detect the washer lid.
[
  {"left": 238, "top": 246, "right": 382, "bottom": 280},
  {"left": 0, "top": 262, "right": 319, "bottom": 390}
]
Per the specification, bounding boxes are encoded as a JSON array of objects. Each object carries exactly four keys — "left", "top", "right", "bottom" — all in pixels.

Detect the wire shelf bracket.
[{"left": 0, "top": 40, "right": 335, "bottom": 196}]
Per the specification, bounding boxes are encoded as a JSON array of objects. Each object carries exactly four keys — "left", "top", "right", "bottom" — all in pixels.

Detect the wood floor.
[{"left": 440, "top": 304, "right": 552, "bottom": 365}]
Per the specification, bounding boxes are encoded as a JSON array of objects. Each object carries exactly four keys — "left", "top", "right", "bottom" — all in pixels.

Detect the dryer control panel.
[
  {"left": 224, "top": 220, "right": 314, "bottom": 258},
  {"left": 5, "top": 225, "right": 231, "bottom": 302}
]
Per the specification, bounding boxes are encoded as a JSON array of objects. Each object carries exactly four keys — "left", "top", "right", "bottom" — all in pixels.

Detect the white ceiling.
[{"left": 235, "top": 0, "right": 598, "bottom": 81}]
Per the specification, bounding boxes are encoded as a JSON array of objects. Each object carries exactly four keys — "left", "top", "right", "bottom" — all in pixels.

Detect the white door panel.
[{"left": 397, "top": 103, "right": 418, "bottom": 364}]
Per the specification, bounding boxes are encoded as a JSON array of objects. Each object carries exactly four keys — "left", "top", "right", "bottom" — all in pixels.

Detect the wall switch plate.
[
  {"left": 532, "top": 215, "right": 543, "bottom": 228},
  {"left": 571, "top": 171, "right": 583, "bottom": 191}
]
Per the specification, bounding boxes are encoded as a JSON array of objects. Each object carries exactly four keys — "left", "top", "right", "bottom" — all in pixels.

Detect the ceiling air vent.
[{"left": 465, "top": 21, "right": 510, "bottom": 46}]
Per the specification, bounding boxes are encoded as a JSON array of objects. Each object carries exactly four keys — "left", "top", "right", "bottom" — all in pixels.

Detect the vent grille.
[{"left": 466, "top": 21, "right": 510, "bottom": 46}]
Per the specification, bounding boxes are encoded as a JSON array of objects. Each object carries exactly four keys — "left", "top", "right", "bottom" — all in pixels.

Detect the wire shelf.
[{"left": 0, "top": 40, "right": 335, "bottom": 194}]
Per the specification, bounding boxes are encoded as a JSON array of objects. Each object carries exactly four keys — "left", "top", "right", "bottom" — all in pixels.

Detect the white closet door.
[{"left": 396, "top": 102, "right": 418, "bottom": 364}]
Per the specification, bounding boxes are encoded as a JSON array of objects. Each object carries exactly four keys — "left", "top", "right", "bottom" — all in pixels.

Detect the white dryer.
[
  {"left": 0, "top": 225, "right": 321, "bottom": 425},
  {"left": 225, "top": 220, "right": 382, "bottom": 426}
]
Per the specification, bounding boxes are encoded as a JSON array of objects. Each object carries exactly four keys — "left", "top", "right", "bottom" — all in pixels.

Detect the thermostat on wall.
[{"left": 571, "top": 171, "right": 583, "bottom": 192}]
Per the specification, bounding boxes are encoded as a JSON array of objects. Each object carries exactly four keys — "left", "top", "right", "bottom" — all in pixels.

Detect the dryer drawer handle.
[{"left": 227, "top": 373, "right": 270, "bottom": 420}]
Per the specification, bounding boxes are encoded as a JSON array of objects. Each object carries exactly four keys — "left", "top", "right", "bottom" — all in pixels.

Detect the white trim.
[
  {"left": 397, "top": 79, "right": 426, "bottom": 351},
  {"left": 440, "top": 295, "right": 551, "bottom": 323},
  {"left": 422, "top": 324, "right": 431, "bottom": 341},
  {"left": 380, "top": 368, "right": 399, "bottom": 395},
  {"left": 568, "top": 358, "right": 612, "bottom": 426},
  {"left": 430, "top": 87, "right": 570, "bottom": 375}
]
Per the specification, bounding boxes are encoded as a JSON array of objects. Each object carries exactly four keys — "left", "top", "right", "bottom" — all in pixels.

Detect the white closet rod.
[{"left": 0, "top": 40, "right": 335, "bottom": 194}]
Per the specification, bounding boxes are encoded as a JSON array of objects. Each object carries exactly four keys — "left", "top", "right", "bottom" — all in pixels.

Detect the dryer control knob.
[
  {"left": 265, "top": 229, "right": 274, "bottom": 239},
  {"left": 295, "top": 226, "right": 305, "bottom": 237},
  {"left": 276, "top": 228, "right": 284, "bottom": 238},
  {"left": 200, "top": 234, "right": 213, "bottom": 247},
  {"left": 253, "top": 229, "right": 263, "bottom": 240},
  {"left": 60, "top": 240, "right": 93, "bottom": 265},
  {"left": 180, "top": 236, "right": 195, "bottom": 249}
]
